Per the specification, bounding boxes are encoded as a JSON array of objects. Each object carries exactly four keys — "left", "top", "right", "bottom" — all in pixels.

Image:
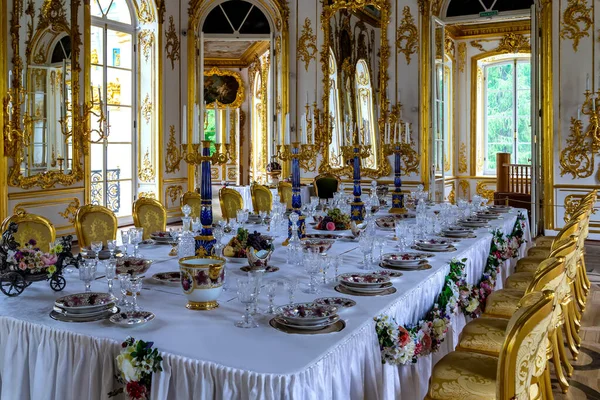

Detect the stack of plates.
[
  {"left": 338, "top": 273, "right": 392, "bottom": 294},
  {"left": 274, "top": 302, "right": 339, "bottom": 331},
  {"left": 441, "top": 226, "right": 474, "bottom": 238},
  {"left": 375, "top": 216, "right": 396, "bottom": 230},
  {"left": 414, "top": 238, "right": 456, "bottom": 252},
  {"left": 476, "top": 210, "right": 500, "bottom": 220},
  {"left": 51, "top": 292, "right": 117, "bottom": 322},
  {"left": 150, "top": 231, "right": 172, "bottom": 243},
  {"left": 489, "top": 205, "right": 512, "bottom": 213},
  {"left": 381, "top": 252, "right": 432, "bottom": 270},
  {"left": 459, "top": 217, "right": 489, "bottom": 228}
]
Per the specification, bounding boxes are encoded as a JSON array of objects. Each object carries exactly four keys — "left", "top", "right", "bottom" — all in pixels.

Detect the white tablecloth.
[
  {"left": 0, "top": 210, "right": 530, "bottom": 400},
  {"left": 230, "top": 185, "right": 312, "bottom": 210}
]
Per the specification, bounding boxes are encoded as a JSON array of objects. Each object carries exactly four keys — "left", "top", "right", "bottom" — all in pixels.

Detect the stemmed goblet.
[
  {"left": 90, "top": 241, "right": 103, "bottom": 262},
  {"left": 235, "top": 279, "right": 259, "bottom": 328},
  {"left": 105, "top": 259, "right": 117, "bottom": 296},
  {"left": 128, "top": 277, "right": 143, "bottom": 312},
  {"left": 79, "top": 259, "right": 96, "bottom": 292},
  {"left": 117, "top": 273, "right": 130, "bottom": 309},
  {"left": 265, "top": 281, "right": 278, "bottom": 314},
  {"left": 302, "top": 251, "right": 321, "bottom": 294}
]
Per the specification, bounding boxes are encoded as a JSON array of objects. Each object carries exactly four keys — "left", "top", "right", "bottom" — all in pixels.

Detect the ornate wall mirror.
[
  {"left": 4, "top": 0, "right": 83, "bottom": 189},
  {"left": 319, "top": 0, "right": 391, "bottom": 178}
]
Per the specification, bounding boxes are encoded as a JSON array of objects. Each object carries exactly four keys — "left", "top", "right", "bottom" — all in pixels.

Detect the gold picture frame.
[{"left": 203, "top": 67, "right": 245, "bottom": 109}]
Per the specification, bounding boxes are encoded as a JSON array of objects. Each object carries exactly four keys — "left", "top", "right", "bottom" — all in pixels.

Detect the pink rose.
[
  {"left": 18, "top": 262, "right": 27, "bottom": 270},
  {"left": 326, "top": 222, "right": 336, "bottom": 231},
  {"left": 42, "top": 254, "right": 58, "bottom": 266}
]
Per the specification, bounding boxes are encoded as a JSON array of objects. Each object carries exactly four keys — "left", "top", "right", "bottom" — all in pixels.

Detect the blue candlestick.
[
  {"left": 195, "top": 141, "right": 217, "bottom": 256},
  {"left": 350, "top": 146, "right": 365, "bottom": 222},
  {"left": 288, "top": 143, "right": 306, "bottom": 240},
  {"left": 389, "top": 144, "right": 406, "bottom": 214}
]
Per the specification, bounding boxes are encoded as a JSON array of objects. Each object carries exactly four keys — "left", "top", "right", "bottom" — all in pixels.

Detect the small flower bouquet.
[
  {"left": 6, "top": 239, "right": 62, "bottom": 278},
  {"left": 109, "top": 337, "right": 163, "bottom": 400}
]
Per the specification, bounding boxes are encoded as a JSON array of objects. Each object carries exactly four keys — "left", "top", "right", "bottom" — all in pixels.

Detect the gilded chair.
[
  {"left": 74, "top": 204, "right": 118, "bottom": 248},
  {"left": 425, "top": 290, "right": 555, "bottom": 400},
  {"left": 278, "top": 181, "right": 293, "bottom": 210},
  {"left": 313, "top": 174, "right": 340, "bottom": 199},
  {"left": 133, "top": 197, "right": 167, "bottom": 240},
  {"left": 1, "top": 211, "right": 56, "bottom": 252},
  {"left": 251, "top": 183, "right": 273, "bottom": 213},
  {"left": 456, "top": 255, "right": 572, "bottom": 392},
  {"left": 219, "top": 187, "right": 243, "bottom": 221},
  {"left": 181, "top": 191, "right": 201, "bottom": 219}
]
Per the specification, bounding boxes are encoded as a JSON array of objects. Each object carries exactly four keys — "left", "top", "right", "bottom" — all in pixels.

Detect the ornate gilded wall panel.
[
  {"left": 165, "top": 126, "right": 182, "bottom": 173},
  {"left": 560, "top": 0, "right": 592, "bottom": 52},
  {"left": 165, "top": 184, "right": 183, "bottom": 208},
  {"left": 58, "top": 198, "right": 80, "bottom": 224},
  {"left": 396, "top": 6, "right": 418, "bottom": 65},
  {"left": 475, "top": 181, "right": 494, "bottom": 202},
  {"left": 297, "top": 18, "right": 317, "bottom": 72},
  {"left": 458, "top": 143, "right": 467, "bottom": 173},
  {"left": 165, "top": 15, "right": 179, "bottom": 70}
]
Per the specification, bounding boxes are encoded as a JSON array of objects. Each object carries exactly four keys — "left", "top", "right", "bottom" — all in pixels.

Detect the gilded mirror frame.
[
  {"left": 3, "top": 0, "right": 84, "bottom": 189},
  {"left": 319, "top": 0, "right": 391, "bottom": 178}
]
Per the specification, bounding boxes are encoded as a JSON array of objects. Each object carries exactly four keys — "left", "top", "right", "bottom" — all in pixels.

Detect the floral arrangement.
[
  {"left": 316, "top": 208, "right": 351, "bottom": 231},
  {"left": 6, "top": 239, "right": 63, "bottom": 278},
  {"left": 109, "top": 337, "right": 163, "bottom": 400},
  {"left": 374, "top": 213, "right": 528, "bottom": 365}
]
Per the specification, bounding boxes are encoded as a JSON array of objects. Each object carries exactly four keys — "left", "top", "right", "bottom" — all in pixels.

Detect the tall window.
[
  {"left": 328, "top": 50, "right": 342, "bottom": 168},
  {"left": 483, "top": 57, "right": 531, "bottom": 173},
  {"left": 90, "top": 0, "right": 135, "bottom": 217},
  {"left": 355, "top": 59, "right": 377, "bottom": 168}
]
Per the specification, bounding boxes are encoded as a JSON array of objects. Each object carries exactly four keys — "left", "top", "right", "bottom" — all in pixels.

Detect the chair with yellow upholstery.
[
  {"left": 250, "top": 183, "right": 273, "bottom": 213},
  {"left": 313, "top": 173, "right": 340, "bottom": 199},
  {"left": 456, "top": 256, "right": 572, "bottom": 393},
  {"left": 425, "top": 290, "right": 555, "bottom": 400},
  {"left": 219, "top": 187, "right": 243, "bottom": 222},
  {"left": 133, "top": 197, "right": 167, "bottom": 240},
  {"left": 278, "top": 181, "right": 293, "bottom": 210},
  {"left": 181, "top": 191, "right": 201, "bottom": 219},
  {"left": 1, "top": 211, "right": 56, "bottom": 252},
  {"left": 74, "top": 204, "right": 118, "bottom": 248}
]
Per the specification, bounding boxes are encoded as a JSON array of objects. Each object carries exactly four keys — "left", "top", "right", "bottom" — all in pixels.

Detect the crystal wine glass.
[
  {"left": 284, "top": 278, "right": 299, "bottom": 303},
  {"left": 247, "top": 270, "right": 264, "bottom": 315},
  {"left": 128, "top": 277, "right": 143, "bottom": 312},
  {"left": 107, "top": 240, "right": 117, "bottom": 260},
  {"left": 265, "top": 281, "right": 278, "bottom": 314},
  {"left": 120, "top": 231, "right": 130, "bottom": 256},
  {"left": 358, "top": 234, "right": 374, "bottom": 270},
  {"left": 117, "top": 273, "right": 130, "bottom": 309},
  {"left": 259, "top": 210, "right": 267, "bottom": 226},
  {"left": 213, "top": 225, "right": 224, "bottom": 257},
  {"left": 105, "top": 259, "right": 117, "bottom": 295},
  {"left": 79, "top": 259, "right": 96, "bottom": 292},
  {"left": 235, "top": 278, "right": 259, "bottom": 328},
  {"left": 302, "top": 251, "right": 321, "bottom": 294},
  {"left": 320, "top": 254, "right": 331, "bottom": 284},
  {"left": 90, "top": 241, "right": 103, "bottom": 262}
]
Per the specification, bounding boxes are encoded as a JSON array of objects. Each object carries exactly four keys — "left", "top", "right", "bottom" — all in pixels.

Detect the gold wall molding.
[
  {"left": 165, "top": 15, "right": 179, "bottom": 70},
  {"left": 138, "top": 149, "right": 155, "bottom": 182},
  {"left": 396, "top": 6, "right": 418, "bottom": 65},
  {"left": 156, "top": 0, "right": 165, "bottom": 24},
  {"left": 24, "top": 0, "right": 35, "bottom": 61},
  {"left": 496, "top": 33, "right": 530, "bottom": 53},
  {"left": 13, "top": 196, "right": 80, "bottom": 218},
  {"left": 297, "top": 18, "right": 318, "bottom": 72},
  {"left": 38, "top": 0, "right": 68, "bottom": 30},
  {"left": 138, "top": 191, "right": 156, "bottom": 199},
  {"left": 203, "top": 67, "right": 245, "bottom": 109},
  {"left": 564, "top": 194, "right": 584, "bottom": 223},
  {"left": 58, "top": 198, "right": 80, "bottom": 224},
  {"left": 459, "top": 180, "right": 469, "bottom": 199},
  {"left": 559, "top": 118, "right": 593, "bottom": 178},
  {"left": 446, "top": 21, "right": 530, "bottom": 40},
  {"left": 458, "top": 143, "right": 467, "bottom": 173},
  {"left": 560, "top": 0, "right": 592, "bottom": 52},
  {"left": 447, "top": 185, "right": 455, "bottom": 204},
  {"left": 445, "top": 36, "right": 455, "bottom": 61},
  {"left": 136, "top": 0, "right": 155, "bottom": 23},
  {"left": 475, "top": 180, "right": 494, "bottom": 202},
  {"left": 470, "top": 40, "right": 485, "bottom": 52},
  {"left": 138, "top": 30, "right": 154, "bottom": 62},
  {"left": 457, "top": 42, "right": 466, "bottom": 72},
  {"left": 165, "top": 125, "right": 181, "bottom": 173},
  {"left": 165, "top": 184, "right": 183, "bottom": 207},
  {"left": 141, "top": 93, "right": 152, "bottom": 124}
]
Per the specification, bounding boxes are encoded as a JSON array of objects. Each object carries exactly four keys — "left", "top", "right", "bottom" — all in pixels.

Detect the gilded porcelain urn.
[{"left": 179, "top": 256, "right": 225, "bottom": 310}]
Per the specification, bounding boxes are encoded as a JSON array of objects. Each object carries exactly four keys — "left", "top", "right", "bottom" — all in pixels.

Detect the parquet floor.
[{"left": 552, "top": 241, "right": 600, "bottom": 400}]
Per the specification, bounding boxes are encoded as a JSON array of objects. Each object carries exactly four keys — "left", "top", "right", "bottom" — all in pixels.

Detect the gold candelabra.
[
  {"left": 181, "top": 142, "right": 231, "bottom": 165},
  {"left": 580, "top": 89, "right": 600, "bottom": 150},
  {"left": 2, "top": 84, "right": 33, "bottom": 156},
  {"left": 276, "top": 141, "right": 316, "bottom": 163}
]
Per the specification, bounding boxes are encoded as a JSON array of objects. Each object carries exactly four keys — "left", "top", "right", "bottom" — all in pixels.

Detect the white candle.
[
  {"left": 302, "top": 113, "right": 307, "bottom": 144},
  {"left": 285, "top": 114, "right": 290, "bottom": 145},
  {"left": 182, "top": 105, "right": 187, "bottom": 145},
  {"left": 106, "top": 110, "right": 110, "bottom": 137},
  {"left": 225, "top": 107, "right": 230, "bottom": 144},
  {"left": 578, "top": 107, "right": 581, "bottom": 120},
  {"left": 306, "top": 91, "right": 309, "bottom": 106},
  {"left": 195, "top": 104, "right": 200, "bottom": 142},
  {"left": 586, "top": 74, "right": 590, "bottom": 91},
  {"left": 405, "top": 122, "right": 410, "bottom": 143},
  {"left": 235, "top": 108, "right": 240, "bottom": 145},
  {"left": 311, "top": 109, "right": 315, "bottom": 144},
  {"left": 97, "top": 86, "right": 102, "bottom": 106},
  {"left": 213, "top": 102, "right": 219, "bottom": 143},
  {"left": 8, "top": 69, "right": 12, "bottom": 89}
]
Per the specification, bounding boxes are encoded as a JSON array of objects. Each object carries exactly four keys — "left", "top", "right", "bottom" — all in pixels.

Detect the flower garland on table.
[
  {"left": 109, "top": 337, "right": 163, "bottom": 400},
  {"left": 374, "top": 212, "right": 528, "bottom": 365},
  {"left": 6, "top": 239, "right": 63, "bottom": 278}
]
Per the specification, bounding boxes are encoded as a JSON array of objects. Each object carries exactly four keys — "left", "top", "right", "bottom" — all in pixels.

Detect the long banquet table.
[{"left": 0, "top": 210, "right": 530, "bottom": 400}]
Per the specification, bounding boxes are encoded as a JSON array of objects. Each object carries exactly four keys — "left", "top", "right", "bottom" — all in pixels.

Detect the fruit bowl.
[
  {"left": 301, "top": 238, "right": 334, "bottom": 254},
  {"left": 116, "top": 257, "right": 153, "bottom": 276}
]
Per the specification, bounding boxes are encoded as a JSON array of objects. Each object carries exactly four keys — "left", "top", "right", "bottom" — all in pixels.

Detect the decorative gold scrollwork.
[
  {"left": 165, "top": 125, "right": 182, "bottom": 173},
  {"left": 476, "top": 181, "right": 494, "bottom": 202},
  {"left": 396, "top": 6, "right": 418, "bottom": 65},
  {"left": 165, "top": 15, "right": 180, "bottom": 70},
  {"left": 470, "top": 40, "right": 485, "bottom": 52},
  {"left": 165, "top": 185, "right": 183, "bottom": 207},
  {"left": 58, "top": 198, "right": 80, "bottom": 224},
  {"left": 560, "top": 0, "right": 592, "bottom": 52},
  {"left": 559, "top": 118, "right": 593, "bottom": 178},
  {"left": 447, "top": 185, "right": 455, "bottom": 205},
  {"left": 141, "top": 93, "right": 152, "bottom": 124},
  {"left": 297, "top": 18, "right": 318, "bottom": 72},
  {"left": 459, "top": 180, "right": 469, "bottom": 199},
  {"left": 138, "top": 191, "right": 156, "bottom": 199},
  {"left": 458, "top": 143, "right": 467, "bottom": 173},
  {"left": 136, "top": 0, "right": 155, "bottom": 23},
  {"left": 495, "top": 33, "right": 531, "bottom": 54},
  {"left": 457, "top": 42, "right": 466, "bottom": 73},
  {"left": 37, "top": 0, "right": 68, "bottom": 31},
  {"left": 138, "top": 30, "right": 154, "bottom": 62},
  {"left": 564, "top": 194, "right": 582, "bottom": 223},
  {"left": 138, "top": 149, "right": 155, "bottom": 182}
]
